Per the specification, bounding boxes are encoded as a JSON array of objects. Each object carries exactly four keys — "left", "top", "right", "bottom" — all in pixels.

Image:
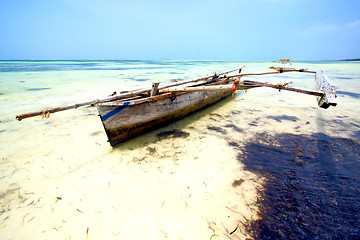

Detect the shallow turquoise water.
[{"left": 1, "top": 60, "right": 359, "bottom": 138}]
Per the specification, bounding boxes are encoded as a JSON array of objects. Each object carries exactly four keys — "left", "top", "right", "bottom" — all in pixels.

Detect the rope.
[
  {"left": 232, "top": 79, "right": 291, "bottom": 96},
  {"left": 261, "top": 82, "right": 291, "bottom": 91},
  {"left": 41, "top": 110, "right": 50, "bottom": 119},
  {"left": 232, "top": 78, "right": 246, "bottom": 96},
  {"left": 207, "top": 72, "right": 220, "bottom": 83}
]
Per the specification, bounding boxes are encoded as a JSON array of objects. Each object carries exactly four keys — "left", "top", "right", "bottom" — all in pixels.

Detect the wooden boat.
[
  {"left": 16, "top": 66, "right": 337, "bottom": 147},
  {"left": 97, "top": 80, "right": 234, "bottom": 146},
  {"left": 279, "top": 58, "right": 291, "bottom": 64}
]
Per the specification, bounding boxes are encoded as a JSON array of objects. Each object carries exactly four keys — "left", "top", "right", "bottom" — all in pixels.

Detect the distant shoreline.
[
  {"left": 341, "top": 58, "right": 360, "bottom": 62},
  {"left": 0, "top": 59, "right": 359, "bottom": 62}
]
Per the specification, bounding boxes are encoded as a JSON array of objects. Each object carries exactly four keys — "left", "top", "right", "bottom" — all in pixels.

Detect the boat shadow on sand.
[
  {"left": 231, "top": 132, "right": 360, "bottom": 239},
  {"left": 108, "top": 94, "right": 360, "bottom": 239}
]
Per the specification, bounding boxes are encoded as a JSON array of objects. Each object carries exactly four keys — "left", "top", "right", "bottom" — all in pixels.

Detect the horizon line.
[{"left": 0, "top": 58, "right": 353, "bottom": 62}]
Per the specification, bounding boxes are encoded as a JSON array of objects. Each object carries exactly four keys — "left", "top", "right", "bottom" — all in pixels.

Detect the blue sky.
[{"left": 0, "top": 0, "right": 359, "bottom": 60}]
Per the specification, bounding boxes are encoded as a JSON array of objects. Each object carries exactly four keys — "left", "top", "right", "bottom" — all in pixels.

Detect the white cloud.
[{"left": 346, "top": 19, "right": 360, "bottom": 28}]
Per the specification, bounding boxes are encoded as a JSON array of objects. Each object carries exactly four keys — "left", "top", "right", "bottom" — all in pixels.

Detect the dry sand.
[{"left": 1, "top": 102, "right": 261, "bottom": 240}]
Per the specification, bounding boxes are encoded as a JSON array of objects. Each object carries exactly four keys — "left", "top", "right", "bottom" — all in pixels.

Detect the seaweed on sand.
[
  {"left": 207, "top": 126, "right": 227, "bottom": 135},
  {"left": 156, "top": 129, "right": 190, "bottom": 141},
  {"left": 232, "top": 132, "right": 360, "bottom": 239}
]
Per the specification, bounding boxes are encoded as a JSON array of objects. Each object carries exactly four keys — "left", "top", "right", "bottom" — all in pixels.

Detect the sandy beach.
[
  {"left": 1, "top": 102, "right": 261, "bottom": 240},
  {"left": 1, "top": 60, "right": 360, "bottom": 239}
]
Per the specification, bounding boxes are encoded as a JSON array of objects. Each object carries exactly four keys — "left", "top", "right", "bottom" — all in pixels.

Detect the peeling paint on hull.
[{"left": 97, "top": 90, "right": 232, "bottom": 146}]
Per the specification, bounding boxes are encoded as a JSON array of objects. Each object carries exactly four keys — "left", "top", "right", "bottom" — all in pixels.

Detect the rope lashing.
[
  {"left": 41, "top": 110, "right": 50, "bottom": 119},
  {"left": 232, "top": 79, "right": 292, "bottom": 96},
  {"left": 207, "top": 72, "right": 220, "bottom": 83},
  {"left": 265, "top": 82, "right": 292, "bottom": 91},
  {"left": 232, "top": 78, "right": 246, "bottom": 96}
]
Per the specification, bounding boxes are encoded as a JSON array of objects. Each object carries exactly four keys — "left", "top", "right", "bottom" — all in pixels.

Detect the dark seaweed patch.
[
  {"left": 231, "top": 110, "right": 241, "bottom": 115},
  {"left": 224, "top": 124, "right": 244, "bottom": 133},
  {"left": 26, "top": 88, "right": 51, "bottom": 91},
  {"left": 207, "top": 126, "right": 227, "bottom": 135},
  {"left": 0, "top": 130, "right": 5, "bottom": 133},
  {"left": 156, "top": 129, "right": 189, "bottom": 140},
  {"left": 332, "top": 119, "right": 344, "bottom": 125},
  {"left": 83, "top": 113, "right": 96, "bottom": 117},
  {"left": 228, "top": 141, "right": 240, "bottom": 147},
  {"left": 232, "top": 178, "right": 245, "bottom": 187},
  {"left": 246, "top": 109, "right": 262, "bottom": 114},
  {"left": 232, "top": 132, "right": 360, "bottom": 239},
  {"left": 267, "top": 115, "right": 299, "bottom": 122},
  {"left": 134, "top": 78, "right": 149, "bottom": 82},
  {"left": 90, "top": 131, "right": 102, "bottom": 136},
  {"left": 209, "top": 113, "right": 223, "bottom": 119},
  {"left": 146, "top": 147, "right": 157, "bottom": 155}
]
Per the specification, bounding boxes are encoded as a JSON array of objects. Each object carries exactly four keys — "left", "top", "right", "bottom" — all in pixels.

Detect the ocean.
[{"left": 0, "top": 60, "right": 359, "bottom": 239}]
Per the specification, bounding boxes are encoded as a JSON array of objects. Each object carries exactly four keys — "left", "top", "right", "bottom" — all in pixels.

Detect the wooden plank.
[{"left": 150, "top": 82, "right": 160, "bottom": 96}]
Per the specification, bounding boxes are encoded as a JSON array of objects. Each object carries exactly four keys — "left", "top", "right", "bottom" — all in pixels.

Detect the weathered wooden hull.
[{"left": 97, "top": 89, "right": 232, "bottom": 146}]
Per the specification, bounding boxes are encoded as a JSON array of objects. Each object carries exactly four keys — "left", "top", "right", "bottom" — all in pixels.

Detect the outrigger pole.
[
  {"left": 15, "top": 66, "right": 336, "bottom": 121},
  {"left": 241, "top": 68, "right": 337, "bottom": 109},
  {"left": 16, "top": 66, "right": 245, "bottom": 121},
  {"left": 164, "top": 68, "right": 337, "bottom": 109}
]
